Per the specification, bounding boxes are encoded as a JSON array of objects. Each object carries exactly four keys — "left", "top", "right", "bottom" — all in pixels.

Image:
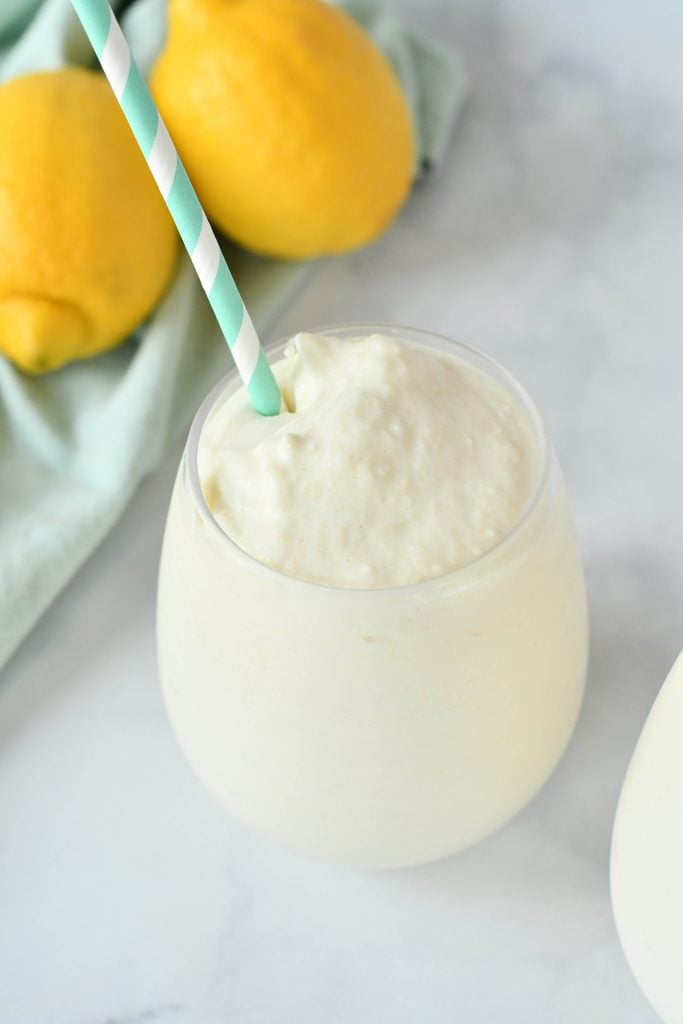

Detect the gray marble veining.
[{"left": 1, "top": 1, "right": 681, "bottom": 1021}]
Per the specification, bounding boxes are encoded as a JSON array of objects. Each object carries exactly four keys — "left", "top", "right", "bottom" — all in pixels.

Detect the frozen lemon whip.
[
  {"left": 611, "top": 652, "right": 683, "bottom": 1024},
  {"left": 198, "top": 332, "right": 539, "bottom": 587},
  {"left": 158, "top": 327, "right": 588, "bottom": 868}
]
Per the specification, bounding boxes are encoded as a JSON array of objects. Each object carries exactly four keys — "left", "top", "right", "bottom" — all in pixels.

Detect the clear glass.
[{"left": 157, "top": 325, "right": 588, "bottom": 869}]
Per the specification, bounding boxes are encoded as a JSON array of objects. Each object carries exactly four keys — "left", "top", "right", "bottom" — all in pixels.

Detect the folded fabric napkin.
[{"left": 0, "top": 0, "right": 467, "bottom": 671}]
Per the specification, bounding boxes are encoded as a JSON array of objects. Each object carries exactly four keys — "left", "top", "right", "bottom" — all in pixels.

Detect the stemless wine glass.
[{"left": 157, "top": 325, "right": 588, "bottom": 869}]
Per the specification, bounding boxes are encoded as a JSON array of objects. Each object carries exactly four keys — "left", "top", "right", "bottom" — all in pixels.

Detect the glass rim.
[{"left": 183, "top": 322, "right": 552, "bottom": 598}]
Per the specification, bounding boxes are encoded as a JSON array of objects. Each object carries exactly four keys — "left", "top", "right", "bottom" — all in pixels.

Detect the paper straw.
[{"left": 70, "top": 0, "right": 281, "bottom": 416}]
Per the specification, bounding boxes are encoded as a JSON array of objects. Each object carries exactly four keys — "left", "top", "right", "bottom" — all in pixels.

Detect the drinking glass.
[{"left": 157, "top": 325, "right": 588, "bottom": 868}]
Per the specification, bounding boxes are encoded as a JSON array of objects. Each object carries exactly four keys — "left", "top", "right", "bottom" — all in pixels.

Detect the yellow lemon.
[
  {"left": 151, "top": 0, "right": 415, "bottom": 260},
  {"left": 0, "top": 68, "right": 179, "bottom": 374}
]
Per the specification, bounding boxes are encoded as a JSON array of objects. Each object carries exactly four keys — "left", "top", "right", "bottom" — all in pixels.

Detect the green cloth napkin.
[{"left": 0, "top": 0, "right": 467, "bottom": 671}]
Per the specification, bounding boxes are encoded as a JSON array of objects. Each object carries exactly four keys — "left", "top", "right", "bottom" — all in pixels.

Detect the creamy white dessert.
[
  {"left": 611, "top": 651, "right": 683, "bottom": 1024},
  {"left": 198, "top": 332, "right": 539, "bottom": 587},
  {"left": 157, "top": 328, "right": 588, "bottom": 867}
]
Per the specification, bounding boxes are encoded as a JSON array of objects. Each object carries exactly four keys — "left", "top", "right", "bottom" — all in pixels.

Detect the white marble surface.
[{"left": 2, "top": 1, "right": 682, "bottom": 1021}]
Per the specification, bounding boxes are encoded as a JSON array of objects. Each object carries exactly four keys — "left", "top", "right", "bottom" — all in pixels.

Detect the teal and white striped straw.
[{"left": 70, "top": 0, "right": 281, "bottom": 416}]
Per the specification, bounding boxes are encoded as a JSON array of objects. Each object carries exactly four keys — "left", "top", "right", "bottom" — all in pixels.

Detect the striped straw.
[{"left": 70, "top": 0, "right": 281, "bottom": 416}]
